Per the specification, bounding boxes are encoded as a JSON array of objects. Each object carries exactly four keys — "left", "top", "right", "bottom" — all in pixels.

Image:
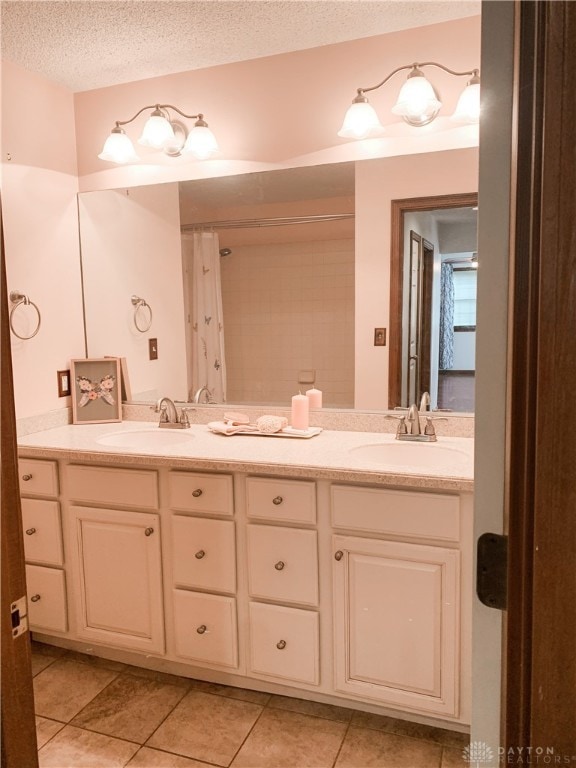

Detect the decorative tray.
[{"left": 208, "top": 422, "right": 322, "bottom": 439}]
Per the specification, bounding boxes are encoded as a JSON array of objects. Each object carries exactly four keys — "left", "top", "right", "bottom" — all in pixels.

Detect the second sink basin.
[
  {"left": 349, "top": 440, "right": 473, "bottom": 475},
  {"left": 97, "top": 429, "right": 195, "bottom": 449}
]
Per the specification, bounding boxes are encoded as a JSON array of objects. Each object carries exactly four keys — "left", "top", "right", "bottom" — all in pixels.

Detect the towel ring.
[
  {"left": 9, "top": 291, "right": 41, "bottom": 340},
  {"left": 131, "top": 295, "right": 153, "bottom": 333}
]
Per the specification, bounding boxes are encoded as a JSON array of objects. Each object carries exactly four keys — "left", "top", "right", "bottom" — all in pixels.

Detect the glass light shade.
[
  {"left": 182, "top": 125, "right": 220, "bottom": 159},
  {"left": 451, "top": 82, "right": 481, "bottom": 123},
  {"left": 138, "top": 114, "right": 175, "bottom": 148},
  {"left": 391, "top": 74, "right": 442, "bottom": 124},
  {"left": 338, "top": 100, "right": 385, "bottom": 139},
  {"left": 98, "top": 131, "right": 140, "bottom": 164}
]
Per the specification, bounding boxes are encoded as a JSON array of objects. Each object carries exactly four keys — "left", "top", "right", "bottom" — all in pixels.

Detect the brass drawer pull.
[
  {"left": 25, "top": 528, "right": 37, "bottom": 536},
  {"left": 274, "top": 561, "right": 285, "bottom": 571},
  {"left": 192, "top": 489, "right": 203, "bottom": 498},
  {"left": 272, "top": 496, "right": 283, "bottom": 506},
  {"left": 22, "top": 474, "right": 33, "bottom": 481},
  {"left": 334, "top": 550, "right": 344, "bottom": 561},
  {"left": 196, "top": 624, "right": 207, "bottom": 634},
  {"left": 144, "top": 527, "right": 154, "bottom": 537},
  {"left": 30, "top": 594, "right": 41, "bottom": 603},
  {"left": 195, "top": 550, "right": 206, "bottom": 559},
  {"left": 276, "top": 640, "right": 286, "bottom": 650}
]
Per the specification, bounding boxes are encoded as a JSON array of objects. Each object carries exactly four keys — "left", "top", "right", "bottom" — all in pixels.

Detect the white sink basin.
[
  {"left": 349, "top": 440, "right": 472, "bottom": 474},
  {"left": 97, "top": 429, "right": 194, "bottom": 449}
]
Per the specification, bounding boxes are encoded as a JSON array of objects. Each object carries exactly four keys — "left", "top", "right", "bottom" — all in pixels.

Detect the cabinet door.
[
  {"left": 173, "top": 589, "right": 238, "bottom": 668},
  {"left": 70, "top": 506, "right": 164, "bottom": 654},
  {"left": 21, "top": 499, "right": 63, "bottom": 566},
  {"left": 172, "top": 516, "right": 236, "bottom": 594},
  {"left": 333, "top": 535, "right": 460, "bottom": 717},
  {"left": 26, "top": 565, "right": 67, "bottom": 633}
]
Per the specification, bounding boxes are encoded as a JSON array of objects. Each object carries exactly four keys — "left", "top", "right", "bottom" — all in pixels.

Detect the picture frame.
[
  {"left": 71, "top": 357, "right": 122, "bottom": 425},
  {"left": 105, "top": 355, "right": 132, "bottom": 402}
]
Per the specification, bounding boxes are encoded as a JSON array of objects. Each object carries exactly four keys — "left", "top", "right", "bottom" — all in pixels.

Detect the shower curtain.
[
  {"left": 191, "top": 231, "right": 226, "bottom": 403},
  {"left": 439, "top": 262, "right": 455, "bottom": 370}
]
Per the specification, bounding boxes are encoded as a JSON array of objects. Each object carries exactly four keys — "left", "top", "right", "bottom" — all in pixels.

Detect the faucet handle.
[
  {"left": 179, "top": 408, "right": 191, "bottom": 428},
  {"left": 423, "top": 415, "right": 448, "bottom": 437},
  {"left": 385, "top": 413, "right": 408, "bottom": 437}
]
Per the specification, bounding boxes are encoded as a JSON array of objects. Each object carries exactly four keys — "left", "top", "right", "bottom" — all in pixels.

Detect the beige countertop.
[{"left": 18, "top": 421, "right": 474, "bottom": 492}]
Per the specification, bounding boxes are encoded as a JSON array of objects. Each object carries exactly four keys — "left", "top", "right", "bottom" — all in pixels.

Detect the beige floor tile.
[
  {"left": 126, "top": 746, "right": 210, "bottom": 767},
  {"left": 335, "top": 726, "right": 443, "bottom": 768},
  {"left": 71, "top": 673, "right": 187, "bottom": 743},
  {"left": 38, "top": 725, "right": 139, "bottom": 767},
  {"left": 267, "top": 694, "right": 353, "bottom": 723},
  {"left": 231, "top": 707, "right": 347, "bottom": 768},
  {"left": 147, "top": 690, "right": 262, "bottom": 767},
  {"left": 36, "top": 716, "right": 65, "bottom": 749},
  {"left": 32, "top": 653, "right": 58, "bottom": 677},
  {"left": 442, "top": 746, "right": 468, "bottom": 767},
  {"left": 189, "top": 678, "right": 271, "bottom": 705},
  {"left": 34, "top": 659, "right": 119, "bottom": 722},
  {"left": 351, "top": 711, "right": 469, "bottom": 748}
]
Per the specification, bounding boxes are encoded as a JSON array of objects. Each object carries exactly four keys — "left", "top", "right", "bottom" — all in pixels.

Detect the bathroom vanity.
[{"left": 17, "top": 421, "right": 473, "bottom": 731}]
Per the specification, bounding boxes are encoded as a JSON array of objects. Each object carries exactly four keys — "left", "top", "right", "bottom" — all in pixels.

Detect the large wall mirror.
[{"left": 78, "top": 155, "right": 477, "bottom": 414}]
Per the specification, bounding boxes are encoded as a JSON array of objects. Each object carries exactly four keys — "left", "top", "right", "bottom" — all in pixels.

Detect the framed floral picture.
[{"left": 71, "top": 358, "right": 122, "bottom": 424}]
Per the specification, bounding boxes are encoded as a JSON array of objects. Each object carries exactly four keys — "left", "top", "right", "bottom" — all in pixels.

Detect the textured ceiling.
[{"left": 1, "top": 0, "right": 480, "bottom": 93}]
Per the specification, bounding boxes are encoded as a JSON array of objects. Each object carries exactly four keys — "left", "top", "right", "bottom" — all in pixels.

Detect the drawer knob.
[
  {"left": 196, "top": 624, "right": 207, "bottom": 635},
  {"left": 25, "top": 528, "right": 37, "bottom": 536},
  {"left": 276, "top": 640, "right": 287, "bottom": 650},
  {"left": 272, "top": 496, "right": 283, "bottom": 506},
  {"left": 192, "top": 489, "right": 203, "bottom": 498},
  {"left": 195, "top": 550, "right": 206, "bottom": 560},
  {"left": 22, "top": 474, "right": 33, "bottom": 481},
  {"left": 274, "top": 561, "right": 285, "bottom": 571},
  {"left": 30, "top": 594, "right": 41, "bottom": 603},
  {"left": 334, "top": 550, "right": 344, "bottom": 561},
  {"left": 144, "top": 527, "right": 154, "bottom": 537}
]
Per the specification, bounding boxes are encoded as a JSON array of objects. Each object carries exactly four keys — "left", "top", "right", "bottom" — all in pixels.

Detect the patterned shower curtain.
[
  {"left": 439, "top": 262, "right": 455, "bottom": 370},
  {"left": 191, "top": 232, "right": 226, "bottom": 403}
]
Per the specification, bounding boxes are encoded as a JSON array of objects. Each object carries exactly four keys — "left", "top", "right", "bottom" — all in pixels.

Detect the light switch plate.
[{"left": 149, "top": 338, "right": 158, "bottom": 360}]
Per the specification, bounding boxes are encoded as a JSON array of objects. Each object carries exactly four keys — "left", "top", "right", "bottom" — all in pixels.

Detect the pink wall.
[
  {"left": 2, "top": 60, "right": 85, "bottom": 420},
  {"left": 74, "top": 16, "right": 480, "bottom": 191}
]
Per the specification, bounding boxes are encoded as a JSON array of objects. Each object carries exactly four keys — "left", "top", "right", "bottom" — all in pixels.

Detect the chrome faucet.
[
  {"left": 193, "top": 385, "right": 213, "bottom": 404},
  {"left": 419, "top": 391, "right": 431, "bottom": 412},
  {"left": 387, "top": 394, "right": 443, "bottom": 442},
  {"left": 406, "top": 404, "right": 422, "bottom": 436},
  {"left": 155, "top": 397, "right": 191, "bottom": 429}
]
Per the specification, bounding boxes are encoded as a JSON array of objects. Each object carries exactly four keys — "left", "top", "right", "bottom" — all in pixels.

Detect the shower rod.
[{"left": 181, "top": 212, "right": 354, "bottom": 232}]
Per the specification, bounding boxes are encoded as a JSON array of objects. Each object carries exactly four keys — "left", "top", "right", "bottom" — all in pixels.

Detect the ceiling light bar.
[
  {"left": 338, "top": 61, "right": 480, "bottom": 139},
  {"left": 98, "top": 103, "right": 219, "bottom": 164}
]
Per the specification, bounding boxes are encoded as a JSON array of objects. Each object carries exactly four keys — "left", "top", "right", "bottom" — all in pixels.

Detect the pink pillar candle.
[
  {"left": 291, "top": 393, "right": 309, "bottom": 430},
  {"left": 306, "top": 388, "right": 322, "bottom": 408}
]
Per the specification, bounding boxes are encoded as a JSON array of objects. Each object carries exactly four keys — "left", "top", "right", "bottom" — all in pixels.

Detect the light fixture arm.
[
  {"left": 113, "top": 103, "right": 204, "bottom": 129},
  {"left": 356, "top": 62, "right": 480, "bottom": 97}
]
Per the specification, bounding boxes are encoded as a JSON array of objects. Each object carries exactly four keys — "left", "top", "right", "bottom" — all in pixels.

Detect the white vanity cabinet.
[
  {"left": 331, "top": 484, "right": 464, "bottom": 718},
  {"left": 19, "top": 459, "right": 67, "bottom": 633},
  {"left": 168, "top": 471, "right": 239, "bottom": 669},
  {"left": 66, "top": 465, "right": 165, "bottom": 654},
  {"left": 245, "top": 477, "right": 320, "bottom": 686}
]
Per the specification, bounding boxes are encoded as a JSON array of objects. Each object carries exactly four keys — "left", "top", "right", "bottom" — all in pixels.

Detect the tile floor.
[{"left": 31, "top": 641, "right": 469, "bottom": 768}]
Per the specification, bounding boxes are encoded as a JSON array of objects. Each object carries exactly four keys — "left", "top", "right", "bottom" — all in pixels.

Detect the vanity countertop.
[{"left": 18, "top": 421, "right": 474, "bottom": 492}]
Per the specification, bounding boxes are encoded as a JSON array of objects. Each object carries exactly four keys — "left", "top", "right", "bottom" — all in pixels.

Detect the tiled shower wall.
[{"left": 220, "top": 239, "right": 355, "bottom": 407}]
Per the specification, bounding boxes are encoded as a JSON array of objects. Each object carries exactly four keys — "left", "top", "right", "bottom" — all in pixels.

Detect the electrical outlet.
[
  {"left": 57, "top": 369, "right": 71, "bottom": 397},
  {"left": 149, "top": 338, "right": 158, "bottom": 360},
  {"left": 374, "top": 328, "right": 386, "bottom": 346}
]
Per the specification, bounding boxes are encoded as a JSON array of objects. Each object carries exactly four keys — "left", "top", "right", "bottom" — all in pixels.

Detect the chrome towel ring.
[
  {"left": 131, "top": 295, "right": 153, "bottom": 332},
  {"left": 9, "top": 291, "right": 41, "bottom": 340}
]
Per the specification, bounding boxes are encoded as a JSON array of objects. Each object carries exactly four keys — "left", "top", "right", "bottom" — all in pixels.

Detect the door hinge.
[
  {"left": 10, "top": 596, "right": 29, "bottom": 639},
  {"left": 476, "top": 532, "right": 508, "bottom": 611}
]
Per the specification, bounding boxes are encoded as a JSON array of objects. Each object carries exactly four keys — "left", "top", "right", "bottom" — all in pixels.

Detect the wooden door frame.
[
  {"left": 389, "top": 192, "right": 478, "bottom": 408},
  {"left": 504, "top": 0, "right": 576, "bottom": 751}
]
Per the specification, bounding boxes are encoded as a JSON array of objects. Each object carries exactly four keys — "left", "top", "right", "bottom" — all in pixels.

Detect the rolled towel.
[{"left": 256, "top": 415, "right": 288, "bottom": 434}]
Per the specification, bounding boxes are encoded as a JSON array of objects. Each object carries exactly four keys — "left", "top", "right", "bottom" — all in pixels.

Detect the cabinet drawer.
[
  {"left": 66, "top": 465, "right": 158, "bottom": 509},
  {"left": 26, "top": 565, "right": 67, "bottom": 633},
  {"left": 21, "top": 499, "right": 63, "bottom": 566},
  {"left": 249, "top": 602, "right": 319, "bottom": 685},
  {"left": 19, "top": 459, "right": 58, "bottom": 498},
  {"left": 331, "top": 485, "right": 460, "bottom": 542},
  {"left": 246, "top": 477, "right": 316, "bottom": 524},
  {"left": 169, "top": 472, "right": 233, "bottom": 516},
  {"left": 247, "top": 525, "right": 318, "bottom": 606},
  {"left": 172, "top": 516, "right": 236, "bottom": 594},
  {"left": 173, "top": 589, "right": 238, "bottom": 668}
]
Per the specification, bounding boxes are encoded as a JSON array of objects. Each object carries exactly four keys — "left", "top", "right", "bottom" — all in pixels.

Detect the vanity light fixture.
[
  {"left": 98, "top": 103, "right": 219, "bottom": 164},
  {"left": 338, "top": 62, "right": 480, "bottom": 139}
]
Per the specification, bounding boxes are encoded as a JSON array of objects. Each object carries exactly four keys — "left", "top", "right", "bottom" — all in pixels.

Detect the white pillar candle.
[
  {"left": 306, "top": 388, "right": 323, "bottom": 408},
  {"left": 291, "top": 393, "right": 309, "bottom": 430}
]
